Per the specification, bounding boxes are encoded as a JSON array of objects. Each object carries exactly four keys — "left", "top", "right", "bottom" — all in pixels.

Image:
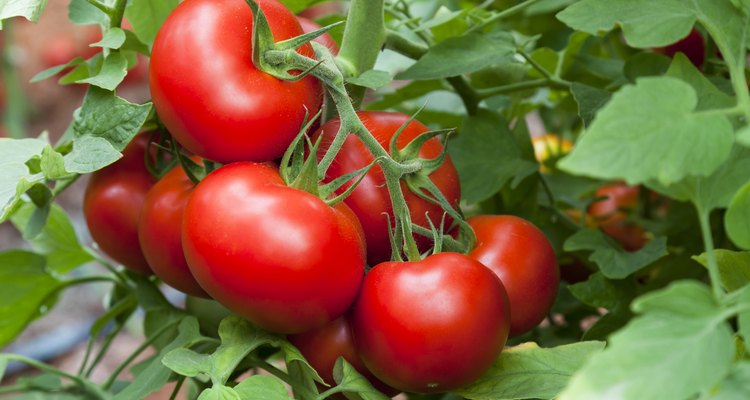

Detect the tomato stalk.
[{"left": 697, "top": 208, "right": 726, "bottom": 301}]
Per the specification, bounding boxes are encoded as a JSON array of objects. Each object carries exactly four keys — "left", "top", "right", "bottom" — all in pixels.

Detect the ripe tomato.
[
  {"left": 150, "top": 0, "right": 323, "bottom": 163},
  {"left": 532, "top": 133, "right": 573, "bottom": 173},
  {"left": 588, "top": 183, "right": 646, "bottom": 251},
  {"left": 315, "top": 111, "right": 461, "bottom": 266},
  {"left": 655, "top": 29, "right": 705, "bottom": 68},
  {"left": 467, "top": 215, "right": 559, "bottom": 337},
  {"left": 182, "top": 162, "right": 365, "bottom": 334},
  {"left": 84, "top": 135, "right": 155, "bottom": 274},
  {"left": 138, "top": 164, "right": 207, "bottom": 298},
  {"left": 297, "top": 16, "right": 339, "bottom": 54},
  {"left": 350, "top": 252, "right": 510, "bottom": 393},
  {"left": 288, "top": 317, "right": 398, "bottom": 398}
]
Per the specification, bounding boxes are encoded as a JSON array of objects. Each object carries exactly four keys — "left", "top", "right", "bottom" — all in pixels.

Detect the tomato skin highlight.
[
  {"left": 84, "top": 135, "right": 155, "bottom": 274},
  {"left": 315, "top": 111, "right": 461, "bottom": 266},
  {"left": 467, "top": 215, "right": 559, "bottom": 337},
  {"left": 350, "top": 252, "right": 510, "bottom": 393},
  {"left": 150, "top": 0, "right": 322, "bottom": 163},
  {"left": 138, "top": 164, "right": 208, "bottom": 298},
  {"left": 182, "top": 162, "right": 366, "bottom": 334}
]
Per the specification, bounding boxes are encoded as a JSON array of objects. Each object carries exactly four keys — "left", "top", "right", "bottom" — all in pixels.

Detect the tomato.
[
  {"left": 655, "top": 29, "right": 705, "bottom": 68},
  {"left": 84, "top": 135, "right": 155, "bottom": 274},
  {"left": 288, "top": 317, "right": 398, "bottom": 398},
  {"left": 532, "top": 133, "right": 573, "bottom": 173},
  {"left": 588, "top": 183, "right": 646, "bottom": 251},
  {"left": 315, "top": 111, "right": 461, "bottom": 266},
  {"left": 467, "top": 215, "right": 559, "bottom": 337},
  {"left": 182, "top": 162, "right": 365, "bottom": 334},
  {"left": 297, "top": 16, "right": 339, "bottom": 54},
  {"left": 350, "top": 252, "right": 510, "bottom": 393},
  {"left": 138, "top": 164, "right": 207, "bottom": 297},
  {"left": 150, "top": 0, "right": 323, "bottom": 163}
]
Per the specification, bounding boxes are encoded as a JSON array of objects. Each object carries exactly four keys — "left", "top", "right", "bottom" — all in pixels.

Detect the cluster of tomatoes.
[{"left": 84, "top": 0, "right": 560, "bottom": 395}]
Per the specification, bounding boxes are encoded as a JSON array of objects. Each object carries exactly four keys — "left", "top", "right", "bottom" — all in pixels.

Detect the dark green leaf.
[
  {"left": 569, "top": 83, "right": 611, "bottom": 128},
  {"left": 278, "top": 0, "right": 325, "bottom": 14},
  {"left": 457, "top": 341, "right": 605, "bottom": 400},
  {"left": 726, "top": 182, "right": 750, "bottom": 249},
  {"left": 666, "top": 54, "right": 734, "bottom": 111},
  {"left": 564, "top": 229, "right": 668, "bottom": 279},
  {"left": 448, "top": 110, "right": 538, "bottom": 203},
  {"left": 330, "top": 358, "right": 389, "bottom": 400},
  {"left": 213, "top": 316, "right": 281, "bottom": 384},
  {"left": 568, "top": 272, "right": 637, "bottom": 309},
  {"left": 623, "top": 52, "right": 671, "bottom": 82},
  {"left": 0, "top": 251, "right": 61, "bottom": 347},
  {"left": 233, "top": 375, "right": 294, "bottom": 400},
  {"left": 72, "top": 87, "right": 152, "bottom": 151},
  {"left": 560, "top": 282, "right": 734, "bottom": 400},
  {"left": 559, "top": 77, "right": 733, "bottom": 186},
  {"left": 124, "top": 0, "right": 179, "bottom": 48},
  {"left": 694, "top": 250, "right": 750, "bottom": 292},
  {"left": 397, "top": 31, "right": 516, "bottom": 80}
]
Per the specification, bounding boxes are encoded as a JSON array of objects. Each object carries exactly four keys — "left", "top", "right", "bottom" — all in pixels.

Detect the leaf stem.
[
  {"left": 466, "top": 0, "right": 545, "bottom": 34},
  {"left": 697, "top": 208, "right": 724, "bottom": 301}
]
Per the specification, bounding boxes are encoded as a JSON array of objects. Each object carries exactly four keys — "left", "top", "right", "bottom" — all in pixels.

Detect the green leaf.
[
  {"left": 0, "top": 251, "right": 61, "bottom": 347},
  {"left": 564, "top": 229, "right": 668, "bottom": 279},
  {"left": 623, "top": 52, "right": 671, "bottom": 82},
  {"left": 568, "top": 272, "right": 637, "bottom": 310},
  {"left": 278, "top": 0, "right": 324, "bottom": 14},
  {"left": 737, "top": 126, "right": 750, "bottom": 148},
  {"left": 212, "top": 316, "right": 282, "bottom": 384},
  {"left": 0, "top": 0, "right": 48, "bottom": 25},
  {"left": 346, "top": 70, "right": 391, "bottom": 90},
  {"left": 330, "top": 358, "right": 389, "bottom": 400},
  {"left": 80, "top": 52, "right": 129, "bottom": 91},
  {"left": 124, "top": 0, "right": 179, "bottom": 48},
  {"left": 233, "top": 375, "right": 293, "bottom": 400},
  {"left": 72, "top": 87, "right": 152, "bottom": 151},
  {"left": 40, "top": 146, "right": 67, "bottom": 180},
  {"left": 737, "top": 285, "right": 750, "bottom": 346},
  {"left": 560, "top": 282, "right": 734, "bottom": 400},
  {"left": 0, "top": 138, "right": 47, "bottom": 222},
  {"left": 162, "top": 348, "right": 212, "bottom": 378},
  {"left": 68, "top": 0, "right": 107, "bottom": 26},
  {"left": 457, "top": 341, "right": 605, "bottom": 400},
  {"left": 569, "top": 83, "right": 612, "bottom": 128},
  {"left": 558, "top": 77, "right": 734, "bottom": 186},
  {"left": 198, "top": 385, "right": 241, "bottom": 400},
  {"left": 665, "top": 54, "right": 735, "bottom": 111},
  {"left": 448, "top": 110, "right": 538, "bottom": 203},
  {"left": 726, "top": 181, "right": 750, "bottom": 249},
  {"left": 91, "top": 27, "right": 126, "bottom": 49},
  {"left": 63, "top": 135, "right": 122, "bottom": 174},
  {"left": 557, "top": 0, "right": 695, "bottom": 48},
  {"left": 114, "top": 317, "right": 202, "bottom": 400},
  {"left": 397, "top": 31, "right": 516, "bottom": 80},
  {"left": 694, "top": 250, "right": 750, "bottom": 292},
  {"left": 702, "top": 361, "right": 750, "bottom": 399},
  {"left": 30, "top": 58, "right": 85, "bottom": 83}
]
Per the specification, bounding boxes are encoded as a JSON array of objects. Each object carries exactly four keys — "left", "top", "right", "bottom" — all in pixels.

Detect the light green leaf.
[
  {"left": 449, "top": 110, "right": 538, "bottom": 203},
  {"left": 346, "top": 70, "right": 391, "bottom": 90},
  {"left": 559, "top": 77, "right": 733, "bottom": 186},
  {"left": 68, "top": 0, "right": 107, "bottom": 26},
  {"left": 80, "top": 52, "right": 128, "bottom": 91},
  {"left": 0, "top": 0, "right": 48, "bottom": 25},
  {"left": 124, "top": 0, "right": 179, "bottom": 48},
  {"left": 0, "top": 138, "right": 48, "bottom": 221},
  {"left": 397, "top": 31, "right": 516, "bottom": 80},
  {"left": 40, "top": 146, "right": 66, "bottom": 180},
  {"left": 726, "top": 181, "right": 750, "bottom": 249},
  {"left": 564, "top": 229, "right": 668, "bottom": 279},
  {"left": 64, "top": 135, "right": 122, "bottom": 174},
  {"left": 213, "top": 316, "right": 282, "bottom": 384},
  {"left": 198, "top": 385, "right": 241, "bottom": 400},
  {"left": 737, "top": 126, "right": 750, "bottom": 148},
  {"left": 665, "top": 54, "right": 734, "bottom": 111},
  {"left": 162, "top": 348, "right": 211, "bottom": 378},
  {"left": 0, "top": 251, "right": 61, "bottom": 347},
  {"left": 702, "top": 361, "right": 750, "bottom": 399},
  {"left": 233, "top": 376, "right": 293, "bottom": 400},
  {"left": 330, "top": 358, "right": 389, "bottom": 400},
  {"left": 90, "top": 27, "right": 126, "bottom": 49},
  {"left": 694, "top": 250, "right": 750, "bottom": 292},
  {"left": 457, "top": 341, "right": 605, "bottom": 400},
  {"left": 561, "top": 282, "right": 734, "bottom": 400}
]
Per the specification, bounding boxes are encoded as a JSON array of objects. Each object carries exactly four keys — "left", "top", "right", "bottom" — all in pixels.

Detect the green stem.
[
  {"left": 1, "top": 22, "right": 29, "bottom": 139},
  {"left": 337, "top": 0, "right": 386, "bottom": 108},
  {"left": 477, "top": 78, "right": 569, "bottom": 99},
  {"left": 701, "top": 18, "right": 750, "bottom": 121},
  {"left": 0, "top": 354, "right": 108, "bottom": 399},
  {"left": 110, "top": 0, "right": 128, "bottom": 28},
  {"left": 83, "top": 0, "right": 114, "bottom": 17},
  {"left": 85, "top": 316, "right": 129, "bottom": 377},
  {"left": 697, "top": 208, "right": 724, "bottom": 301},
  {"left": 467, "top": 0, "right": 545, "bottom": 34},
  {"left": 519, "top": 50, "right": 554, "bottom": 81}
]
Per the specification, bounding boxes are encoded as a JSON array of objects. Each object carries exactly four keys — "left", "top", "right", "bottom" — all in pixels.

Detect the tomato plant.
[
  {"left": 588, "top": 183, "right": 647, "bottom": 251},
  {"left": 315, "top": 111, "right": 461, "bottom": 265},
  {"left": 150, "top": 0, "right": 323, "bottom": 163},
  {"left": 297, "top": 16, "right": 339, "bottom": 54},
  {"left": 182, "top": 162, "right": 365, "bottom": 334}
]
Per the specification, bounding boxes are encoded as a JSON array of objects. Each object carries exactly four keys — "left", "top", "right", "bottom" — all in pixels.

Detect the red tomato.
[
  {"left": 150, "top": 0, "right": 323, "bottom": 163},
  {"left": 588, "top": 183, "right": 646, "bottom": 251},
  {"left": 296, "top": 16, "right": 339, "bottom": 54},
  {"left": 138, "top": 164, "right": 207, "bottom": 297},
  {"left": 84, "top": 135, "right": 155, "bottom": 274},
  {"left": 467, "top": 215, "right": 559, "bottom": 337},
  {"left": 315, "top": 111, "right": 461, "bottom": 266},
  {"left": 350, "top": 252, "right": 510, "bottom": 393},
  {"left": 288, "top": 317, "right": 398, "bottom": 398},
  {"left": 182, "top": 162, "right": 365, "bottom": 334},
  {"left": 655, "top": 29, "right": 705, "bottom": 68}
]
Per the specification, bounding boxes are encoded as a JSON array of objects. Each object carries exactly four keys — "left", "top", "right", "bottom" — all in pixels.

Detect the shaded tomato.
[
  {"left": 351, "top": 252, "right": 510, "bottom": 393},
  {"left": 655, "top": 29, "right": 705, "bottom": 68},
  {"left": 182, "top": 162, "right": 365, "bottom": 334},
  {"left": 588, "top": 183, "right": 646, "bottom": 251},
  {"left": 138, "top": 164, "right": 207, "bottom": 297},
  {"left": 288, "top": 316, "right": 399, "bottom": 398},
  {"left": 297, "top": 16, "right": 339, "bottom": 54},
  {"left": 315, "top": 111, "right": 461, "bottom": 266},
  {"left": 84, "top": 135, "right": 155, "bottom": 274},
  {"left": 467, "top": 215, "right": 559, "bottom": 337},
  {"left": 150, "top": 0, "right": 323, "bottom": 163}
]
